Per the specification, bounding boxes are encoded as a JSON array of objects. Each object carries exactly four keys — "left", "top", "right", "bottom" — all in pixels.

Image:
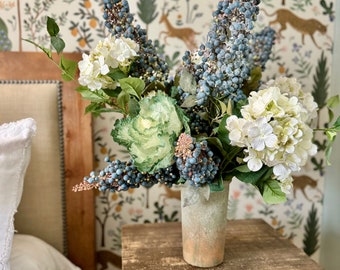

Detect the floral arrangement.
[{"left": 29, "top": 0, "right": 340, "bottom": 204}]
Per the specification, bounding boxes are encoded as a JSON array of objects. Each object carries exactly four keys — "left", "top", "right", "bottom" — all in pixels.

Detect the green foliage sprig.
[{"left": 23, "top": 16, "right": 77, "bottom": 82}]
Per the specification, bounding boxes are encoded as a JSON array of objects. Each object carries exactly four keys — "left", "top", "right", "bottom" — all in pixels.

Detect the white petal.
[
  {"left": 265, "top": 134, "right": 277, "bottom": 148},
  {"left": 247, "top": 157, "right": 263, "bottom": 171}
]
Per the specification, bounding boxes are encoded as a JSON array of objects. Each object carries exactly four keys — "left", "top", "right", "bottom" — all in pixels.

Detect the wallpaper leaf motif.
[
  {"left": 23, "top": 0, "right": 68, "bottom": 49},
  {"left": 0, "top": 17, "right": 11, "bottom": 50},
  {"left": 303, "top": 203, "right": 320, "bottom": 256},
  {"left": 312, "top": 51, "right": 329, "bottom": 112},
  {"left": 293, "top": 47, "right": 314, "bottom": 80},
  {"left": 311, "top": 51, "right": 330, "bottom": 176},
  {"left": 290, "top": 0, "right": 312, "bottom": 11},
  {"left": 184, "top": 1, "right": 203, "bottom": 24},
  {"left": 71, "top": 0, "right": 107, "bottom": 50},
  {"left": 137, "top": 0, "right": 158, "bottom": 32},
  {"left": 320, "top": 0, "right": 335, "bottom": 21}
]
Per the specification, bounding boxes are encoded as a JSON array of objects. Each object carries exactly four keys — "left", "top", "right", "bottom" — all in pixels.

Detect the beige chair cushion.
[{"left": 0, "top": 80, "right": 66, "bottom": 254}]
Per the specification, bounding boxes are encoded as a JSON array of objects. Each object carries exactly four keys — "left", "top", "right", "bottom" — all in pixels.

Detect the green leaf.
[
  {"left": 328, "top": 109, "right": 335, "bottom": 124},
  {"left": 206, "top": 137, "right": 226, "bottom": 157},
  {"left": 51, "top": 36, "right": 65, "bottom": 54},
  {"left": 242, "top": 66, "right": 262, "bottom": 96},
  {"left": 143, "top": 81, "right": 167, "bottom": 95},
  {"left": 235, "top": 166, "right": 272, "bottom": 185},
  {"left": 327, "top": 95, "right": 340, "bottom": 109},
  {"left": 262, "top": 180, "right": 286, "bottom": 204},
  {"left": 235, "top": 165, "right": 250, "bottom": 173},
  {"left": 119, "top": 77, "right": 145, "bottom": 100},
  {"left": 175, "top": 106, "right": 190, "bottom": 134},
  {"left": 107, "top": 69, "right": 128, "bottom": 81},
  {"left": 217, "top": 99, "right": 228, "bottom": 116},
  {"left": 128, "top": 98, "right": 140, "bottom": 117},
  {"left": 209, "top": 176, "right": 225, "bottom": 192},
  {"left": 76, "top": 86, "right": 106, "bottom": 102},
  {"left": 117, "top": 91, "right": 130, "bottom": 112},
  {"left": 332, "top": 116, "right": 340, "bottom": 129},
  {"left": 60, "top": 56, "right": 77, "bottom": 81},
  {"left": 46, "top": 16, "right": 60, "bottom": 36},
  {"left": 181, "top": 95, "right": 196, "bottom": 108},
  {"left": 217, "top": 114, "right": 230, "bottom": 148},
  {"left": 326, "top": 130, "right": 337, "bottom": 141},
  {"left": 103, "top": 88, "right": 120, "bottom": 98},
  {"left": 85, "top": 102, "right": 102, "bottom": 115},
  {"left": 325, "top": 142, "right": 333, "bottom": 165},
  {"left": 179, "top": 68, "right": 197, "bottom": 95},
  {"left": 327, "top": 95, "right": 340, "bottom": 123}
]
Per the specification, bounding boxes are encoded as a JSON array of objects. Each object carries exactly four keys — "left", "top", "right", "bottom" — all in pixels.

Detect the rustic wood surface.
[
  {"left": 0, "top": 51, "right": 96, "bottom": 270},
  {"left": 122, "top": 219, "right": 323, "bottom": 270}
]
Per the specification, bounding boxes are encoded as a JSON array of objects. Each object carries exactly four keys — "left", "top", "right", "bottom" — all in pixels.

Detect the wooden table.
[{"left": 121, "top": 219, "right": 322, "bottom": 270}]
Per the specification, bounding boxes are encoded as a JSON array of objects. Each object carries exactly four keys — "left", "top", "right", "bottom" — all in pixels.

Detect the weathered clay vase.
[{"left": 181, "top": 181, "right": 230, "bottom": 268}]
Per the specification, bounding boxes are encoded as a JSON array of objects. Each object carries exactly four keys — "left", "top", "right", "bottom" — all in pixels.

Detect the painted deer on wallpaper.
[
  {"left": 159, "top": 2, "right": 200, "bottom": 51},
  {"left": 263, "top": 9, "right": 327, "bottom": 49}
]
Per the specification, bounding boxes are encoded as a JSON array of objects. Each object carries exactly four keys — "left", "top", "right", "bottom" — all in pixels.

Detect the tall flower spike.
[
  {"left": 103, "top": 0, "right": 169, "bottom": 83},
  {"left": 182, "top": 0, "right": 268, "bottom": 106}
]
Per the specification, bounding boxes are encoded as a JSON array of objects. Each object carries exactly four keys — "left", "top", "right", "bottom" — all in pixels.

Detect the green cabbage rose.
[{"left": 112, "top": 92, "right": 186, "bottom": 173}]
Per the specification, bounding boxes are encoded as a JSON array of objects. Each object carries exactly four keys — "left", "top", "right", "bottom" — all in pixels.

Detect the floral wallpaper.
[{"left": 0, "top": 0, "right": 335, "bottom": 269}]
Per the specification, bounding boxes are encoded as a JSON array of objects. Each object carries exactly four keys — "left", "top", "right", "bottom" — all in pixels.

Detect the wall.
[
  {"left": 0, "top": 1, "right": 337, "bottom": 269},
  {"left": 320, "top": 0, "right": 340, "bottom": 269}
]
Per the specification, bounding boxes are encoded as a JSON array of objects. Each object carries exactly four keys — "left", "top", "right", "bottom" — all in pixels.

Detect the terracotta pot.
[{"left": 181, "top": 181, "right": 230, "bottom": 268}]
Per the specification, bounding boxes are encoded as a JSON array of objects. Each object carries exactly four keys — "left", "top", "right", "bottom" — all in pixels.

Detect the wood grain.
[
  {"left": 0, "top": 51, "right": 96, "bottom": 270},
  {"left": 122, "top": 219, "right": 323, "bottom": 270}
]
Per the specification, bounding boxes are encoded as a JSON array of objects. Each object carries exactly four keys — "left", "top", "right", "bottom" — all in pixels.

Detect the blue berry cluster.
[
  {"left": 103, "top": 0, "right": 169, "bottom": 83},
  {"left": 249, "top": 27, "right": 276, "bottom": 70},
  {"left": 84, "top": 158, "right": 180, "bottom": 192},
  {"left": 174, "top": 134, "right": 220, "bottom": 187},
  {"left": 181, "top": 0, "right": 274, "bottom": 106},
  {"left": 183, "top": 0, "right": 274, "bottom": 106},
  {"left": 185, "top": 107, "right": 212, "bottom": 135}
]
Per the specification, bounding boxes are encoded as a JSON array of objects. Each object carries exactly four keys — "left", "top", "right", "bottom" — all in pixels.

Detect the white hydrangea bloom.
[
  {"left": 93, "top": 35, "right": 139, "bottom": 69},
  {"left": 243, "top": 148, "right": 264, "bottom": 171},
  {"left": 273, "top": 163, "right": 291, "bottom": 181},
  {"left": 226, "top": 115, "right": 247, "bottom": 147},
  {"left": 78, "top": 35, "right": 139, "bottom": 91},
  {"left": 279, "top": 176, "right": 294, "bottom": 194},
  {"left": 116, "top": 37, "right": 139, "bottom": 65},
  {"left": 107, "top": 36, "right": 139, "bottom": 68},
  {"left": 78, "top": 53, "right": 113, "bottom": 91},
  {"left": 247, "top": 117, "right": 277, "bottom": 151},
  {"left": 266, "top": 77, "right": 318, "bottom": 123},
  {"left": 241, "top": 86, "right": 284, "bottom": 120},
  {"left": 226, "top": 81, "right": 317, "bottom": 188}
]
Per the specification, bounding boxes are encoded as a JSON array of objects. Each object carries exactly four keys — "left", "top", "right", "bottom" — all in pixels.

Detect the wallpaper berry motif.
[{"left": 0, "top": 0, "right": 335, "bottom": 269}]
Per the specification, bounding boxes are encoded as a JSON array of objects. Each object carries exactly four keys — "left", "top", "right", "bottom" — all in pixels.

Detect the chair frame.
[{"left": 0, "top": 51, "right": 96, "bottom": 270}]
